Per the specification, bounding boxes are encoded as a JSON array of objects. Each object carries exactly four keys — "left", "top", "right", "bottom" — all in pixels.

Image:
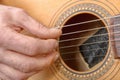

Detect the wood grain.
[{"left": 1, "top": 0, "right": 120, "bottom": 80}]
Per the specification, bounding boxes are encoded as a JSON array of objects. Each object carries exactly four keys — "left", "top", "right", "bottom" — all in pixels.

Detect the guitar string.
[
  {"left": 61, "top": 47, "right": 107, "bottom": 55},
  {"left": 61, "top": 26, "right": 105, "bottom": 36},
  {"left": 59, "top": 28, "right": 117, "bottom": 59},
  {"left": 59, "top": 31, "right": 119, "bottom": 49},
  {"left": 61, "top": 21, "right": 119, "bottom": 37},
  {"left": 59, "top": 35, "right": 112, "bottom": 60},
  {"left": 59, "top": 21, "right": 120, "bottom": 43},
  {"left": 60, "top": 15, "right": 120, "bottom": 36},
  {"left": 61, "top": 46, "right": 110, "bottom": 61},
  {"left": 62, "top": 54, "right": 106, "bottom": 61},
  {"left": 59, "top": 26, "right": 119, "bottom": 43},
  {"left": 61, "top": 47, "right": 108, "bottom": 60},
  {"left": 60, "top": 38, "right": 112, "bottom": 49},
  {"left": 60, "top": 37, "right": 113, "bottom": 61},
  {"left": 59, "top": 23, "right": 120, "bottom": 49},
  {"left": 60, "top": 14, "right": 120, "bottom": 28},
  {"left": 58, "top": 15, "right": 120, "bottom": 61},
  {"left": 60, "top": 48, "right": 108, "bottom": 61},
  {"left": 60, "top": 32, "right": 108, "bottom": 43}
]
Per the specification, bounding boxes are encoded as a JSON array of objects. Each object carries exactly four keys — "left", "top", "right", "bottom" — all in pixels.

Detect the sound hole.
[{"left": 59, "top": 13, "right": 109, "bottom": 71}]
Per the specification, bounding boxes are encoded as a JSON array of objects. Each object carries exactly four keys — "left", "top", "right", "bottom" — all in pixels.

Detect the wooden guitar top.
[{"left": 1, "top": 0, "right": 120, "bottom": 80}]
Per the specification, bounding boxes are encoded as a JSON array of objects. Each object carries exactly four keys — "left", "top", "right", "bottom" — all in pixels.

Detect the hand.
[{"left": 0, "top": 5, "right": 61, "bottom": 80}]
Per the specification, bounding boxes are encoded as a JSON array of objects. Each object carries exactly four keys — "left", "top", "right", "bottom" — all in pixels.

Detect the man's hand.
[{"left": 0, "top": 5, "right": 61, "bottom": 80}]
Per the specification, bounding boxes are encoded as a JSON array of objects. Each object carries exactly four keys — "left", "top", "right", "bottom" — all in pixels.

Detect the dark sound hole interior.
[{"left": 59, "top": 13, "right": 109, "bottom": 71}]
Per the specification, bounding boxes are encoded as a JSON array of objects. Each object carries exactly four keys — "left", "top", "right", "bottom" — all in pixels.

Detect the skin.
[{"left": 0, "top": 5, "right": 62, "bottom": 80}]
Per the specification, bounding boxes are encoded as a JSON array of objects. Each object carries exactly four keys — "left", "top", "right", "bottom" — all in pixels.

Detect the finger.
[
  {"left": 12, "top": 9, "right": 62, "bottom": 39},
  {"left": 0, "top": 72, "right": 11, "bottom": 80},
  {"left": 0, "top": 64, "right": 36, "bottom": 80},
  {"left": 0, "top": 49, "right": 59, "bottom": 73},
  {"left": 0, "top": 27, "right": 58, "bottom": 56}
]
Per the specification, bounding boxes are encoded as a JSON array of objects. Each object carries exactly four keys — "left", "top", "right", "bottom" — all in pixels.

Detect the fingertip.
[
  {"left": 41, "top": 39, "right": 58, "bottom": 54},
  {"left": 50, "top": 28, "right": 62, "bottom": 38},
  {"left": 50, "top": 27, "right": 62, "bottom": 33},
  {"left": 53, "top": 53, "right": 59, "bottom": 62},
  {"left": 47, "top": 52, "right": 59, "bottom": 69},
  {"left": 48, "top": 39, "right": 59, "bottom": 50}
]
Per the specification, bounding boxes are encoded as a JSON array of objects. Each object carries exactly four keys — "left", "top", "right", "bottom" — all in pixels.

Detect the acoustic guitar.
[{"left": 1, "top": 0, "right": 120, "bottom": 80}]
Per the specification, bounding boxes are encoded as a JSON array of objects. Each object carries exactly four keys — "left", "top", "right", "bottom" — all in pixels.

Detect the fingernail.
[
  {"left": 51, "top": 26, "right": 62, "bottom": 34},
  {"left": 55, "top": 26, "right": 61, "bottom": 29},
  {"left": 51, "top": 26, "right": 61, "bottom": 30},
  {"left": 54, "top": 41, "right": 59, "bottom": 49},
  {"left": 54, "top": 54, "right": 59, "bottom": 61}
]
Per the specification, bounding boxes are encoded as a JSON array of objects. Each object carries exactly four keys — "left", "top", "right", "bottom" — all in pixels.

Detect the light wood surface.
[{"left": 1, "top": 0, "right": 120, "bottom": 80}]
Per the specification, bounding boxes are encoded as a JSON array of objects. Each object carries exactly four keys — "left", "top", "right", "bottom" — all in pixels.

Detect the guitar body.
[{"left": 1, "top": 0, "right": 120, "bottom": 80}]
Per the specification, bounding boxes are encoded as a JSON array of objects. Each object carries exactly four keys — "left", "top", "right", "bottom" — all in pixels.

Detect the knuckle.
[
  {"left": 40, "top": 59, "right": 52, "bottom": 70},
  {"left": 27, "top": 47, "right": 37, "bottom": 56},
  {"left": 21, "top": 39, "right": 39, "bottom": 56},
  {"left": 14, "top": 74, "right": 27, "bottom": 80},
  {"left": 41, "top": 39, "right": 58, "bottom": 53},
  {"left": 14, "top": 8, "right": 27, "bottom": 18},
  {"left": 27, "top": 40, "right": 39, "bottom": 56},
  {"left": 47, "top": 39, "right": 58, "bottom": 49},
  {"left": 18, "top": 58, "right": 38, "bottom": 73},
  {"left": 19, "top": 61, "right": 33, "bottom": 72},
  {"left": 13, "top": 8, "right": 28, "bottom": 22},
  {"left": 15, "top": 8, "right": 25, "bottom": 13}
]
